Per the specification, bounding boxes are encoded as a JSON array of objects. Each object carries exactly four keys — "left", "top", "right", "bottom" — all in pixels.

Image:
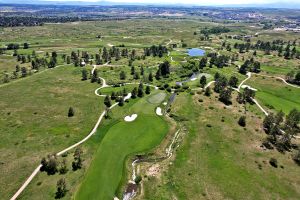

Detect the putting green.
[{"left": 147, "top": 92, "right": 167, "bottom": 104}]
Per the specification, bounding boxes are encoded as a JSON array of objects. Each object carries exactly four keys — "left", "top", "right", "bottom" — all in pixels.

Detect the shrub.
[
  {"left": 269, "top": 158, "right": 278, "bottom": 168},
  {"left": 68, "top": 107, "right": 75, "bottom": 117},
  {"left": 134, "top": 175, "right": 142, "bottom": 184},
  {"left": 238, "top": 116, "right": 246, "bottom": 127}
]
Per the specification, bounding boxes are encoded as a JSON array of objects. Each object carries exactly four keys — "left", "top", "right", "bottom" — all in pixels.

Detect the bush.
[
  {"left": 68, "top": 107, "right": 75, "bottom": 117},
  {"left": 134, "top": 175, "right": 142, "bottom": 184},
  {"left": 238, "top": 116, "right": 246, "bottom": 127},
  {"left": 269, "top": 158, "right": 278, "bottom": 168}
]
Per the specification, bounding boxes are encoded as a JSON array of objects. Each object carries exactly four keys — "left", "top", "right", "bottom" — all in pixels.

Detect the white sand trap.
[
  {"left": 241, "top": 85, "right": 257, "bottom": 91},
  {"left": 190, "top": 78, "right": 197, "bottom": 81},
  {"left": 163, "top": 102, "right": 167, "bottom": 106},
  {"left": 124, "top": 114, "right": 138, "bottom": 122},
  {"left": 156, "top": 107, "right": 163, "bottom": 116},
  {"left": 107, "top": 43, "right": 114, "bottom": 47}
]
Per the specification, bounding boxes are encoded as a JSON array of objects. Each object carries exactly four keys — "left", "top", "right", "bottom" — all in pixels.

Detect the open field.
[
  {"left": 141, "top": 92, "right": 300, "bottom": 200},
  {"left": 0, "top": 65, "right": 103, "bottom": 199},
  {"left": 0, "top": 10, "right": 299, "bottom": 200}
]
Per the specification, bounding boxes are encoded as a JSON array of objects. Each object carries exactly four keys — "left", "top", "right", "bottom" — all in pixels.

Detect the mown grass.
[
  {"left": 75, "top": 91, "right": 169, "bottom": 200},
  {"left": 247, "top": 75, "right": 300, "bottom": 114}
]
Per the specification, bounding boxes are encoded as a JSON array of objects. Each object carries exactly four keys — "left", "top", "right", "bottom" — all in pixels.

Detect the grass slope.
[
  {"left": 75, "top": 92, "right": 169, "bottom": 200},
  {"left": 0, "top": 65, "right": 102, "bottom": 199}
]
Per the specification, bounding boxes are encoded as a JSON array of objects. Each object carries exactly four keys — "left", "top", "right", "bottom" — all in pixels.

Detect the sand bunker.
[
  {"left": 156, "top": 107, "right": 163, "bottom": 116},
  {"left": 241, "top": 85, "right": 257, "bottom": 91},
  {"left": 190, "top": 78, "right": 197, "bottom": 81},
  {"left": 163, "top": 102, "right": 167, "bottom": 106},
  {"left": 124, "top": 114, "right": 138, "bottom": 122}
]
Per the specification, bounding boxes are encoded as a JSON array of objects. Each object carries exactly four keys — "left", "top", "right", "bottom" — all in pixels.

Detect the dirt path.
[
  {"left": 10, "top": 77, "right": 129, "bottom": 200},
  {"left": 238, "top": 72, "right": 251, "bottom": 91},
  {"left": 255, "top": 73, "right": 300, "bottom": 89}
]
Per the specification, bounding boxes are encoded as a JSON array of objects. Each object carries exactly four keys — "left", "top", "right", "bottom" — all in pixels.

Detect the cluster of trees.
[
  {"left": 237, "top": 87, "right": 256, "bottom": 104},
  {"left": 208, "top": 53, "right": 230, "bottom": 68},
  {"left": 201, "top": 26, "right": 230, "bottom": 35},
  {"left": 213, "top": 73, "right": 232, "bottom": 105},
  {"left": 233, "top": 40, "right": 299, "bottom": 59},
  {"left": 155, "top": 61, "right": 171, "bottom": 80},
  {"left": 40, "top": 147, "right": 83, "bottom": 176},
  {"left": 262, "top": 109, "right": 300, "bottom": 155},
  {"left": 0, "top": 16, "right": 81, "bottom": 27},
  {"left": 239, "top": 58, "right": 261, "bottom": 75},
  {"left": 286, "top": 71, "right": 300, "bottom": 86},
  {"left": 143, "top": 45, "right": 168, "bottom": 58}
]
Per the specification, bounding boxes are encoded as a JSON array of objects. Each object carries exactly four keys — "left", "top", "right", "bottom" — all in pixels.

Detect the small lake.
[{"left": 187, "top": 48, "right": 205, "bottom": 56}]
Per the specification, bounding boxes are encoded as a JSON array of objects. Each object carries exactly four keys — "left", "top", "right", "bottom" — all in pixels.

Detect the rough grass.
[
  {"left": 141, "top": 92, "right": 300, "bottom": 200},
  {"left": 0, "top": 65, "right": 103, "bottom": 199}
]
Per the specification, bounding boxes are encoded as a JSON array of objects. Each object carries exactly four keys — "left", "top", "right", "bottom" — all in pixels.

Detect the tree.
[
  {"left": 72, "top": 147, "right": 83, "bottom": 171},
  {"left": 81, "top": 69, "right": 88, "bottom": 81},
  {"left": 285, "top": 109, "right": 300, "bottom": 130},
  {"left": 140, "top": 66, "right": 144, "bottom": 75},
  {"left": 40, "top": 155, "right": 58, "bottom": 175},
  {"left": 120, "top": 71, "right": 126, "bottom": 80},
  {"left": 119, "top": 97, "right": 125, "bottom": 106},
  {"left": 59, "top": 159, "right": 68, "bottom": 174},
  {"left": 145, "top": 85, "right": 151, "bottom": 94},
  {"left": 15, "top": 64, "right": 20, "bottom": 72},
  {"left": 204, "top": 86, "right": 211, "bottom": 96},
  {"left": 21, "top": 67, "right": 27, "bottom": 77},
  {"left": 263, "top": 113, "right": 275, "bottom": 133},
  {"left": 238, "top": 116, "right": 246, "bottom": 127},
  {"left": 68, "top": 107, "right": 75, "bottom": 117},
  {"left": 131, "top": 87, "right": 137, "bottom": 99},
  {"left": 228, "top": 76, "right": 238, "bottom": 88},
  {"left": 214, "top": 76, "right": 228, "bottom": 93},
  {"left": 56, "top": 178, "right": 67, "bottom": 198},
  {"left": 148, "top": 72, "right": 153, "bottom": 82},
  {"left": 23, "top": 43, "right": 29, "bottom": 49},
  {"left": 244, "top": 88, "right": 255, "bottom": 103},
  {"left": 91, "top": 69, "right": 99, "bottom": 83},
  {"left": 131, "top": 66, "right": 135, "bottom": 75},
  {"left": 199, "top": 57, "right": 207, "bottom": 69},
  {"left": 219, "top": 88, "right": 232, "bottom": 105},
  {"left": 138, "top": 82, "right": 144, "bottom": 97},
  {"left": 104, "top": 95, "right": 112, "bottom": 108},
  {"left": 200, "top": 75, "right": 207, "bottom": 88}
]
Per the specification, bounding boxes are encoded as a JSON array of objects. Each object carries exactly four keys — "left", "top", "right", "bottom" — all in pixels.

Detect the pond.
[{"left": 187, "top": 48, "right": 205, "bottom": 56}]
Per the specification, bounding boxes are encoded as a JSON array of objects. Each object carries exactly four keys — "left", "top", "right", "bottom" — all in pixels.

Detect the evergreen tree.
[
  {"left": 200, "top": 75, "right": 207, "bottom": 88},
  {"left": 138, "top": 82, "right": 144, "bottom": 97},
  {"left": 104, "top": 95, "right": 112, "bottom": 108},
  {"left": 131, "top": 87, "right": 137, "bottom": 99},
  {"left": 228, "top": 76, "right": 238, "bottom": 88},
  {"left": 119, "top": 71, "right": 126, "bottom": 80},
  {"left": 72, "top": 147, "right": 83, "bottom": 170},
  {"left": 148, "top": 72, "right": 153, "bottom": 82},
  {"left": 219, "top": 88, "right": 232, "bottom": 105},
  {"left": 68, "top": 107, "right": 75, "bottom": 117},
  {"left": 81, "top": 69, "right": 88, "bottom": 81},
  {"left": 56, "top": 178, "right": 67, "bottom": 199},
  {"left": 145, "top": 85, "right": 151, "bottom": 94}
]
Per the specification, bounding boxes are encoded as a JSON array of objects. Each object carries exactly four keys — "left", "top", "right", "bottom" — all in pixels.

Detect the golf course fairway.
[{"left": 75, "top": 93, "right": 169, "bottom": 200}]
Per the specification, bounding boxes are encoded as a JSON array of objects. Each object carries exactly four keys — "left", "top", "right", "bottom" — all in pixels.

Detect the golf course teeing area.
[{"left": 75, "top": 91, "right": 169, "bottom": 200}]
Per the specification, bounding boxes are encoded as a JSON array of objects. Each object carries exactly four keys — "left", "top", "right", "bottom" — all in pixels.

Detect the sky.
[{"left": 41, "top": 0, "right": 299, "bottom": 6}]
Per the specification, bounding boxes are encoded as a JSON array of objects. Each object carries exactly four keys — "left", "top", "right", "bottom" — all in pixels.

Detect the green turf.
[{"left": 75, "top": 92, "right": 169, "bottom": 200}]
